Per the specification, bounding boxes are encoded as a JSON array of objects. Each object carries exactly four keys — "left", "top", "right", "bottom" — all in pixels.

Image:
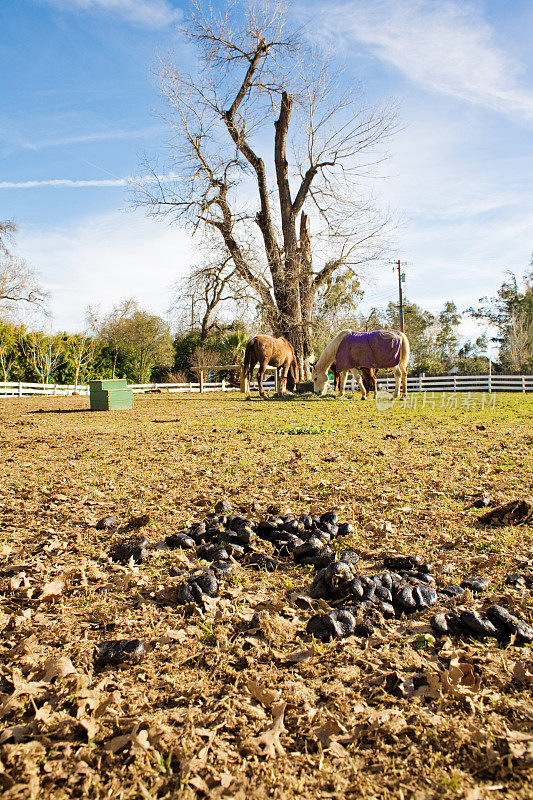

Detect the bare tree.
[
  {"left": 190, "top": 345, "right": 221, "bottom": 370},
  {"left": 138, "top": 1, "right": 395, "bottom": 376},
  {"left": 26, "top": 331, "right": 64, "bottom": 385},
  {"left": 0, "top": 220, "right": 48, "bottom": 312},
  {"left": 70, "top": 333, "right": 98, "bottom": 392},
  {"left": 171, "top": 251, "right": 254, "bottom": 341},
  {"left": 507, "top": 310, "right": 532, "bottom": 371}
]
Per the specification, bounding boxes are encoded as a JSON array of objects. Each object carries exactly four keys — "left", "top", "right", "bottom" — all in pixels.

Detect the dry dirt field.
[{"left": 0, "top": 390, "right": 532, "bottom": 800}]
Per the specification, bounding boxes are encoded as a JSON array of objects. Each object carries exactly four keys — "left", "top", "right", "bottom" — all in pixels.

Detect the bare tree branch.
[{"left": 0, "top": 220, "right": 48, "bottom": 312}]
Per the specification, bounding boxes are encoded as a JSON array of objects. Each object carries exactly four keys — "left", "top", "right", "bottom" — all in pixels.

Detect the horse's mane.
[{"left": 315, "top": 330, "right": 352, "bottom": 372}]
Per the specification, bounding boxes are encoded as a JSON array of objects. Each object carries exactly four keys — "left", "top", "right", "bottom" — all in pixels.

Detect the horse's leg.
[
  {"left": 401, "top": 365, "right": 408, "bottom": 396},
  {"left": 279, "top": 364, "right": 289, "bottom": 395},
  {"left": 354, "top": 369, "right": 367, "bottom": 400},
  {"left": 338, "top": 372, "right": 348, "bottom": 397},
  {"left": 245, "top": 360, "right": 255, "bottom": 398},
  {"left": 393, "top": 366, "right": 401, "bottom": 398},
  {"left": 258, "top": 361, "right": 267, "bottom": 398}
]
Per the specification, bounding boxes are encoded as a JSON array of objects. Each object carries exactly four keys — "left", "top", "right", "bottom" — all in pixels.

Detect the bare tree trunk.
[{"left": 138, "top": 5, "right": 394, "bottom": 371}]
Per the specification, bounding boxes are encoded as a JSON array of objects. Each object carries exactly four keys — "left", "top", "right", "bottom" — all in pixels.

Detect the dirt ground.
[{"left": 0, "top": 390, "right": 532, "bottom": 800}]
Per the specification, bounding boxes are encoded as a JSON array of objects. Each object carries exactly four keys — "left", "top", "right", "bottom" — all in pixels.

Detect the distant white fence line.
[
  {"left": 369, "top": 373, "right": 532, "bottom": 394},
  {"left": 0, "top": 373, "right": 531, "bottom": 397},
  {"left": 0, "top": 380, "right": 240, "bottom": 397}
]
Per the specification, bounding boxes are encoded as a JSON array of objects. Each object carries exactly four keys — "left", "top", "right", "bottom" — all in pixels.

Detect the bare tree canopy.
[
  {"left": 170, "top": 249, "right": 254, "bottom": 341},
  {"left": 0, "top": 220, "right": 48, "bottom": 313},
  {"left": 138, "top": 0, "right": 395, "bottom": 374}
]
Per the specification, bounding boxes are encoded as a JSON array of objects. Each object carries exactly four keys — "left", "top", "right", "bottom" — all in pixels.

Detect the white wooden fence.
[
  {"left": 0, "top": 380, "right": 240, "bottom": 397},
  {"left": 368, "top": 373, "right": 533, "bottom": 394},
  {"left": 0, "top": 373, "right": 531, "bottom": 397}
]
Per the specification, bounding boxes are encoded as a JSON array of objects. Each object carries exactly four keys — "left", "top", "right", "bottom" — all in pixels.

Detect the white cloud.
[
  {"left": 19, "top": 209, "right": 194, "bottom": 332},
  {"left": 0, "top": 173, "right": 180, "bottom": 189},
  {"left": 15, "top": 125, "right": 166, "bottom": 153},
  {"left": 44, "top": 0, "right": 181, "bottom": 29},
  {"left": 310, "top": 0, "right": 533, "bottom": 119}
]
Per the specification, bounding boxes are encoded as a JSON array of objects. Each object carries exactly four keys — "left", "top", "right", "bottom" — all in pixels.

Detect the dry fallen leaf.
[
  {"left": 312, "top": 717, "right": 346, "bottom": 747},
  {"left": 281, "top": 647, "right": 316, "bottom": 664},
  {"left": 246, "top": 679, "right": 280, "bottom": 707},
  {"left": 41, "top": 656, "right": 77, "bottom": 682},
  {"left": 39, "top": 576, "right": 65, "bottom": 602},
  {"left": 253, "top": 701, "right": 287, "bottom": 758},
  {"left": 78, "top": 714, "right": 99, "bottom": 741}
]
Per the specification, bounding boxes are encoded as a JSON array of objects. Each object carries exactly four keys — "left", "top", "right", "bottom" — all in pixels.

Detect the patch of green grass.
[
  {"left": 197, "top": 620, "right": 216, "bottom": 645},
  {"left": 412, "top": 633, "right": 436, "bottom": 651},
  {"left": 275, "top": 425, "right": 339, "bottom": 435}
]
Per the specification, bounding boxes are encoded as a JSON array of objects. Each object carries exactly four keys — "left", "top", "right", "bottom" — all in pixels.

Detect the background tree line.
[
  {"left": 2, "top": 209, "right": 532, "bottom": 386},
  {"left": 2, "top": 264, "right": 530, "bottom": 386}
]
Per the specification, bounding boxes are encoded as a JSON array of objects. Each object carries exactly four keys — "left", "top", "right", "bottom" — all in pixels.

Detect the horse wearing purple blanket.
[{"left": 312, "top": 329, "right": 410, "bottom": 399}]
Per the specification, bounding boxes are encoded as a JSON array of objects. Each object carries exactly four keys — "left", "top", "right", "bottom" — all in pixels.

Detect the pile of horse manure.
[
  {"left": 109, "top": 534, "right": 149, "bottom": 564},
  {"left": 94, "top": 639, "right": 146, "bottom": 667},
  {"left": 102, "top": 501, "right": 531, "bottom": 649},
  {"left": 431, "top": 605, "right": 533, "bottom": 644},
  {"left": 161, "top": 505, "right": 354, "bottom": 577},
  {"left": 172, "top": 567, "right": 220, "bottom": 608},
  {"left": 506, "top": 571, "right": 533, "bottom": 589},
  {"left": 309, "top": 556, "right": 438, "bottom": 618},
  {"left": 477, "top": 496, "right": 533, "bottom": 526}
]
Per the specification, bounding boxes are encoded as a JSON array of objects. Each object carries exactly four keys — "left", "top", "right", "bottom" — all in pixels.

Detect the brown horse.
[
  {"left": 241, "top": 335, "right": 299, "bottom": 398},
  {"left": 331, "top": 362, "right": 378, "bottom": 397}
]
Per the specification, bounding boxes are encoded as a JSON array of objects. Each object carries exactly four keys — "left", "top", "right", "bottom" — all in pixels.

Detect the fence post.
[
  {"left": 189, "top": 382, "right": 192, "bottom": 393},
  {"left": 18, "top": 382, "right": 22, "bottom": 397},
  {"left": 53, "top": 384, "right": 57, "bottom": 396},
  {"left": 523, "top": 376, "right": 526, "bottom": 393},
  {"left": 453, "top": 375, "right": 457, "bottom": 392},
  {"left": 199, "top": 371, "right": 204, "bottom": 393},
  {"left": 419, "top": 373, "right": 423, "bottom": 392},
  {"left": 221, "top": 378, "right": 226, "bottom": 392}
]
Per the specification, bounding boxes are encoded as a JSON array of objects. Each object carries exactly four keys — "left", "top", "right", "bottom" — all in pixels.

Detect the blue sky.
[{"left": 2, "top": 0, "right": 533, "bottom": 348}]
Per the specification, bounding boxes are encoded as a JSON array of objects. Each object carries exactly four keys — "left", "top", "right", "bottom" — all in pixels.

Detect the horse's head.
[
  {"left": 312, "top": 368, "right": 329, "bottom": 395},
  {"left": 286, "top": 371, "right": 297, "bottom": 391}
]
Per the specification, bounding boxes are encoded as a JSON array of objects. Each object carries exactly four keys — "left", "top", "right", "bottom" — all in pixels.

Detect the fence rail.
[
  {"left": 0, "top": 373, "right": 531, "bottom": 397},
  {"left": 369, "top": 373, "right": 533, "bottom": 394}
]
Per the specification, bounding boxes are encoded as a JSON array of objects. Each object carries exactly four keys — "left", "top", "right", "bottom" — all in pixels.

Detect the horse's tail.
[
  {"left": 287, "top": 357, "right": 299, "bottom": 389},
  {"left": 241, "top": 339, "right": 255, "bottom": 395},
  {"left": 399, "top": 331, "right": 410, "bottom": 368},
  {"left": 289, "top": 340, "right": 300, "bottom": 384}
]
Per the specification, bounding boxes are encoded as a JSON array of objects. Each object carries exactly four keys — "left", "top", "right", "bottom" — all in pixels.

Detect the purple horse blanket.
[{"left": 335, "top": 330, "right": 402, "bottom": 371}]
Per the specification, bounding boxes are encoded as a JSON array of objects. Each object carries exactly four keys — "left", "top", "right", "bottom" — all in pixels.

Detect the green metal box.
[{"left": 90, "top": 382, "right": 134, "bottom": 411}]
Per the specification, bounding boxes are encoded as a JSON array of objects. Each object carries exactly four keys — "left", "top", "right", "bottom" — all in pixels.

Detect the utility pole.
[{"left": 392, "top": 259, "right": 407, "bottom": 333}]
